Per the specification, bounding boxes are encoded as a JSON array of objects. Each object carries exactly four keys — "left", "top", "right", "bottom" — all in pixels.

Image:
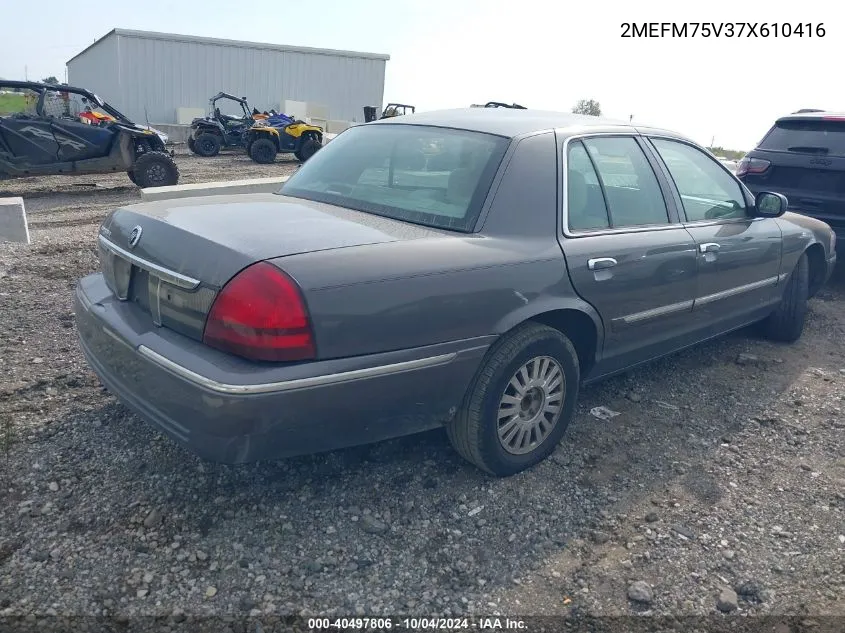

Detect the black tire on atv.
[
  {"left": 446, "top": 323, "right": 580, "bottom": 476},
  {"left": 131, "top": 151, "right": 180, "bottom": 188},
  {"left": 127, "top": 170, "right": 138, "bottom": 185},
  {"left": 194, "top": 133, "right": 222, "bottom": 157},
  {"left": 187, "top": 137, "right": 197, "bottom": 154},
  {"left": 758, "top": 252, "right": 810, "bottom": 343},
  {"left": 294, "top": 136, "right": 322, "bottom": 162},
  {"left": 249, "top": 138, "right": 278, "bottom": 164}
]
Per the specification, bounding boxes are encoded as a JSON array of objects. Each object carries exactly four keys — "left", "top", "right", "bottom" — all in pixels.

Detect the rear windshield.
[
  {"left": 280, "top": 124, "right": 510, "bottom": 232},
  {"left": 758, "top": 119, "right": 845, "bottom": 156}
]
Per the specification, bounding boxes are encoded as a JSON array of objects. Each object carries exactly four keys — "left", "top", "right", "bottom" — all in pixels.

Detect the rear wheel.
[
  {"left": 187, "top": 137, "right": 197, "bottom": 154},
  {"left": 131, "top": 151, "right": 179, "bottom": 188},
  {"left": 127, "top": 170, "right": 138, "bottom": 185},
  {"left": 194, "top": 133, "right": 222, "bottom": 157},
  {"left": 294, "top": 136, "right": 322, "bottom": 162},
  {"left": 759, "top": 252, "right": 809, "bottom": 342},
  {"left": 446, "top": 323, "right": 580, "bottom": 476},
  {"left": 249, "top": 137, "right": 278, "bottom": 164}
]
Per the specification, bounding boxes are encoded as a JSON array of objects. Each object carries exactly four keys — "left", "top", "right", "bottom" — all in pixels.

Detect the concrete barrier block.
[
  {"left": 308, "top": 117, "right": 328, "bottom": 131},
  {"left": 307, "top": 102, "right": 330, "bottom": 120},
  {"left": 284, "top": 100, "right": 308, "bottom": 120},
  {"left": 176, "top": 107, "right": 206, "bottom": 125},
  {"left": 140, "top": 176, "right": 291, "bottom": 202},
  {"left": 327, "top": 120, "right": 350, "bottom": 134},
  {"left": 151, "top": 123, "right": 191, "bottom": 144},
  {"left": 0, "top": 196, "right": 30, "bottom": 244}
]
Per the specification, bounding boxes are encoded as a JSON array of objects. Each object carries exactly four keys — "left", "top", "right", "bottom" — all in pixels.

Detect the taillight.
[
  {"left": 736, "top": 157, "right": 771, "bottom": 178},
  {"left": 203, "top": 262, "right": 315, "bottom": 362}
]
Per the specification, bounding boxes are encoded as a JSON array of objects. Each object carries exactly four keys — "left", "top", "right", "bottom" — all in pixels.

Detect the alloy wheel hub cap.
[{"left": 497, "top": 356, "right": 565, "bottom": 455}]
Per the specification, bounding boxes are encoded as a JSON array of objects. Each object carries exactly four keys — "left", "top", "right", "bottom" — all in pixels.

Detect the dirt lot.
[{"left": 0, "top": 147, "right": 843, "bottom": 629}]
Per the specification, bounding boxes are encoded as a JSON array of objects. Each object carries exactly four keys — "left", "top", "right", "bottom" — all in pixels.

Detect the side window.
[
  {"left": 651, "top": 138, "right": 747, "bottom": 222},
  {"left": 567, "top": 141, "right": 610, "bottom": 231},
  {"left": 582, "top": 137, "right": 670, "bottom": 227}
]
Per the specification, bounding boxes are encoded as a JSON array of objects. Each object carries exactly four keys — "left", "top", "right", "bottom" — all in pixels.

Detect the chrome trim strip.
[
  {"left": 618, "top": 299, "right": 694, "bottom": 324},
  {"left": 695, "top": 276, "right": 779, "bottom": 306},
  {"left": 778, "top": 272, "right": 789, "bottom": 283},
  {"left": 98, "top": 235, "right": 201, "bottom": 290},
  {"left": 136, "top": 346, "right": 458, "bottom": 395}
]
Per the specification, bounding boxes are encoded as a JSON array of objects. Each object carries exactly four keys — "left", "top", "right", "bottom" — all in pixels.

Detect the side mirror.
[{"left": 754, "top": 191, "right": 788, "bottom": 217}]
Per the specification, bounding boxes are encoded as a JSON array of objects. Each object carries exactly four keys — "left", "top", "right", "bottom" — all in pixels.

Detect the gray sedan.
[{"left": 75, "top": 108, "right": 837, "bottom": 476}]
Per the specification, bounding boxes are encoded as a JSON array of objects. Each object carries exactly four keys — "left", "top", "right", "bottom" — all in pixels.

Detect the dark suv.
[{"left": 738, "top": 112, "right": 845, "bottom": 252}]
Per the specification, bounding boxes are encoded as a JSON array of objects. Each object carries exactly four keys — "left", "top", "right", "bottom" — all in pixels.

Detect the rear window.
[
  {"left": 280, "top": 124, "right": 509, "bottom": 232},
  {"left": 758, "top": 119, "right": 845, "bottom": 156}
]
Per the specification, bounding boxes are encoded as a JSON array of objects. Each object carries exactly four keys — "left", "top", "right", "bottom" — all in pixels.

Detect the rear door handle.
[
  {"left": 699, "top": 242, "right": 720, "bottom": 254},
  {"left": 588, "top": 257, "right": 617, "bottom": 270}
]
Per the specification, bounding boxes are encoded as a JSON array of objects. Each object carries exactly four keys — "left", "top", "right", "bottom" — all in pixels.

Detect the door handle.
[
  {"left": 588, "top": 257, "right": 618, "bottom": 270},
  {"left": 699, "top": 242, "right": 720, "bottom": 254}
]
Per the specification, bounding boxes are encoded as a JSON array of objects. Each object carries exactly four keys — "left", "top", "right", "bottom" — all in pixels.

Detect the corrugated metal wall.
[
  {"left": 69, "top": 32, "right": 387, "bottom": 125},
  {"left": 66, "top": 35, "right": 121, "bottom": 112}
]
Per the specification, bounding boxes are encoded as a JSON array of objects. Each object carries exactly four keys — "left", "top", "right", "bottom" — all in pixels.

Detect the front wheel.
[
  {"left": 447, "top": 323, "right": 580, "bottom": 476},
  {"left": 758, "top": 252, "right": 809, "bottom": 342},
  {"left": 294, "top": 136, "right": 322, "bottom": 162},
  {"left": 131, "top": 151, "right": 179, "bottom": 188},
  {"left": 249, "top": 137, "right": 278, "bottom": 164},
  {"left": 193, "top": 133, "right": 222, "bottom": 157}
]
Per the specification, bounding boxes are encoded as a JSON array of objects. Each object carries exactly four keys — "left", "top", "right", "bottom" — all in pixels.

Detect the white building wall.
[{"left": 68, "top": 30, "right": 388, "bottom": 125}]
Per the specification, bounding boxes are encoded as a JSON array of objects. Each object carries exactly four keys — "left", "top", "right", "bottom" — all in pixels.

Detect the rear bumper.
[{"left": 74, "top": 273, "right": 491, "bottom": 464}]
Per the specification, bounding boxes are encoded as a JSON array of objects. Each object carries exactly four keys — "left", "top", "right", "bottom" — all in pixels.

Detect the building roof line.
[{"left": 67, "top": 28, "right": 391, "bottom": 64}]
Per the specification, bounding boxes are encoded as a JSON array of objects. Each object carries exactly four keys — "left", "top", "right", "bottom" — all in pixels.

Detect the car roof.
[
  {"left": 371, "top": 107, "right": 687, "bottom": 141},
  {"left": 777, "top": 111, "right": 845, "bottom": 123}
]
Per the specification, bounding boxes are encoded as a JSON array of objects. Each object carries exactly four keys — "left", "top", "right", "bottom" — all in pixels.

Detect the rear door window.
[
  {"left": 580, "top": 136, "right": 670, "bottom": 228},
  {"left": 567, "top": 141, "right": 610, "bottom": 231},
  {"left": 758, "top": 119, "right": 845, "bottom": 156}
]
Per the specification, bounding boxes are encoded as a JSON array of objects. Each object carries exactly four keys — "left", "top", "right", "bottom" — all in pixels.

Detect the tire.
[
  {"left": 127, "top": 170, "right": 138, "bottom": 185},
  {"left": 446, "top": 323, "right": 580, "bottom": 476},
  {"left": 249, "top": 137, "right": 278, "bottom": 164},
  {"left": 759, "top": 252, "right": 810, "bottom": 343},
  {"left": 295, "top": 136, "right": 321, "bottom": 162},
  {"left": 187, "top": 137, "right": 197, "bottom": 154},
  {"left": 193, "top": 133, "right": 222, "bottom": 157},
  {"left": 131, "top": 151, "right": 180, "bottom": 188}
]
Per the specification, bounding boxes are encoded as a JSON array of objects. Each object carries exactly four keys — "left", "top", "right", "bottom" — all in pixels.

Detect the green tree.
[
  {"left": 572, "top": 99, "right": 602, "bottom": 117},
  {"left": 41, "top": 76, "right": 59, "bottom": 85}
]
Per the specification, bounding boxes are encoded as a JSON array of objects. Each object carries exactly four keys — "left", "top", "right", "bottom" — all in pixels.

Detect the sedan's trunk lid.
[
  {"left": 100, "top": 193, "right": 424, "bottom": 286},
  {"left": 97, "top": 193, "right": 435, "bottom": 341}
]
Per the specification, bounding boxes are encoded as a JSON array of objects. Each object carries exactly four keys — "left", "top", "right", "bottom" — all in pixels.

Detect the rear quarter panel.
[{"left": 275, "top": 132, "right": 602, "bottom": 360}]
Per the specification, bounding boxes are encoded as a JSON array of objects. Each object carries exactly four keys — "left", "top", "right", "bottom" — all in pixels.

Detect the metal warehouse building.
[{"left": 67, "top": 28, "right": 389, "bottom": 128}]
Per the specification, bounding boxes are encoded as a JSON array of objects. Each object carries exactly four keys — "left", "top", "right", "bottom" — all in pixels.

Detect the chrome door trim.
[
  {"left": 694, "top": 276, "right": 779, "bottom": 307},
  {"left": 615, "top": 299, "right": 695, "bottom": 325}
]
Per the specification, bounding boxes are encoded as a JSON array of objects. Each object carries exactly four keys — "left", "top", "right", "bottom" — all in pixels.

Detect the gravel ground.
[{"left": 0, "top": 147, "right": 843, "bottom": 629}]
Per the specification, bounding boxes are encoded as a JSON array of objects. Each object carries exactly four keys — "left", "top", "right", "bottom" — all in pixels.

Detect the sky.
[{"left": 0, "top": 0, "right": 839, "bottom": 151}]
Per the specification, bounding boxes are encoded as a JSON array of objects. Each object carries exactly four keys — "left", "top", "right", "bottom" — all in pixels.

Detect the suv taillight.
[
  {"left": 736, "top": 157, "right": 771, "bottom": 178},
  {"left": 203, "top": 262, "right": 316, "bottom": 362}
]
